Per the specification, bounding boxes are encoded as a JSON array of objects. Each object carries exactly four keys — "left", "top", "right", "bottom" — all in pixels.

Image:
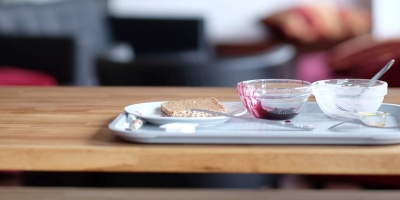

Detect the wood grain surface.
[{"left": 1, "top": 86, "right": 400, "bottom": 174}]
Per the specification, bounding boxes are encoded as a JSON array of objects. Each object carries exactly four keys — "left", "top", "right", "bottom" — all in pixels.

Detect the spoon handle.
[
  {"left": 191, "top": 109, "right": 314, "bottom": 131},
  {"left": 359, "top": 59, "right": 395, "bottom": 96},
  {"left": 366, "top": 59, "right": 395, "bottom": 88}
]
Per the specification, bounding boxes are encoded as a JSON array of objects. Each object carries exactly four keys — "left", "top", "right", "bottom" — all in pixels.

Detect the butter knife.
[{"left": 191, "top": 109, "right": 314, "bottom": 131}]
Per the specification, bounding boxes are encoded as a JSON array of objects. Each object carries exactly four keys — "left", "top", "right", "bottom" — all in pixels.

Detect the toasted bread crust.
[{"left": 161, "top": 97, "right": 226, "bottom": 117}]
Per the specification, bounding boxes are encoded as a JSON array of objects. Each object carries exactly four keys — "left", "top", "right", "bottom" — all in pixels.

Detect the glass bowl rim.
[
  {"left": 312, "top": 79, "right": 388, "bottom": 90},
  {"left": 237, "top": 79, "right": 312, "bottom": 89}
]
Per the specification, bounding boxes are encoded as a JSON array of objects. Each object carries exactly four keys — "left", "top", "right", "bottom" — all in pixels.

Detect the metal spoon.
[
  {"left": 329, "top": 59, "right": 395, "bottom": 130},
  {"left": 328, "top": 116, "right": 400, "bottom": 130},
  {"left": 191, "top": 109, "right": 314, "bottom": 131},
  {"left": 358, "top": 59, "right": 395, "bottom": 96},
  {"left": 336, "top": 59, "right": 395, "bottom": 112}
]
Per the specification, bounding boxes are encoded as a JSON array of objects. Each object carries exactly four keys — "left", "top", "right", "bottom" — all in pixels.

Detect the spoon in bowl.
[
  {"left": 358, "top": 59, "right": 395, "bottom": 96},
  {"left": 329, "top": 59, "right": 395, "bottom": 130},
  {"left": 334, "top": 59, "right": 395, "bottom": 112}
]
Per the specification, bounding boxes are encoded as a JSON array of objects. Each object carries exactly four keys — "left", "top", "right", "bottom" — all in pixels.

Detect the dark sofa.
[
  {"left": 98, "top": 16, "right": 296, "bottom": 87},
  {"left": 0, "top": 0, "right": 110, "bottom": 86},
  {"left": 0, "top": 35, "right": 74, "bottom": 85}
]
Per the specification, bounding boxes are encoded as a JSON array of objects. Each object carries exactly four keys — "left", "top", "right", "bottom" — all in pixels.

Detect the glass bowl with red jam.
[{"left": 237, "top": 79, "right": 312, "bottom": 120}]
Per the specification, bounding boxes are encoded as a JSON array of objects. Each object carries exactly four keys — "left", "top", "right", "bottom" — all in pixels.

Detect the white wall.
[
  {"left": 108, "top": 0, "right": 353, "bottom": 43},
  {"left": 372, "top": 0, "right": 400, "bottom": 40}
]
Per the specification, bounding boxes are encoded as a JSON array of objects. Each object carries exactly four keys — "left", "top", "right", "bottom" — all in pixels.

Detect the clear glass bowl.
[
  {"left": 312, "top": 79, "right": 388, "bottom": 119},
  {"left": 237, "top": 79, "right": 312, "bottom": 120}
]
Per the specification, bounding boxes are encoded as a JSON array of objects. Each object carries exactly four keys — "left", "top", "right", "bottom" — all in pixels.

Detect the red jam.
[
  {"left": 240, "top": 96, "right": 299, "bottom": 120},
  {"left": 250, "top": 99, "right": 298, "bottom": 120}
]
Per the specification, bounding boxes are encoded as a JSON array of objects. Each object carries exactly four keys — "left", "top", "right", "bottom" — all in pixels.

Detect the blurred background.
[
  {"left": 1, "top": 0, "right": 400, "bottom": 189},
  {"left": 2, "top": 0, "right": 398, "bottom": 88}
]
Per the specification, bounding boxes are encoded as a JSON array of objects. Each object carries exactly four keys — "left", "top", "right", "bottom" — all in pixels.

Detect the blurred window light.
[{"left": 372, "top": 0, "right": 400, "bottom": 40}]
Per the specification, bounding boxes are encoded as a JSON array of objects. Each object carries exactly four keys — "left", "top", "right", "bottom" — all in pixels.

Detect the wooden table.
[{"left": 1, "top": 86, "right": 400, "bottom": 175}]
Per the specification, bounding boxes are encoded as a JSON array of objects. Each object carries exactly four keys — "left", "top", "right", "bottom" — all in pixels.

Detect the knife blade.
[{"left": 191, "top": 109, "right": 314, "bottom": 131}]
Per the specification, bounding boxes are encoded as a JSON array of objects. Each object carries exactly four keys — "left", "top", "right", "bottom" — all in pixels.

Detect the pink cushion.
[
  {"left": 0, "top": 66, "right": 57, "bottom": 86},
  {"left": 295, "top": 52, "right": 336, "bottom": 82}
]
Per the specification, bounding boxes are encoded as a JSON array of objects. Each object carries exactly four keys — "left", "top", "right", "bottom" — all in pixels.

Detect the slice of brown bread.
[{"left": 161, "top": 97, "right": 226, "bottom": 117}]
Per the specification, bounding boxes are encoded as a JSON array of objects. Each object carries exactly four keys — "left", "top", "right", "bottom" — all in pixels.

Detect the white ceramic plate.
[{"left": 124, "top": 101, "right": 247, "bottom": 127}]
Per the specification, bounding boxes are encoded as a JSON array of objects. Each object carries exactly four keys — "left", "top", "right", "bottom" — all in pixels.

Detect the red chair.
[
  {"left": 295, "top": 35, "right": 400, "bottom": 87},
  {"left": 0, "top": 66, "right": 56, "bottom": 86}
]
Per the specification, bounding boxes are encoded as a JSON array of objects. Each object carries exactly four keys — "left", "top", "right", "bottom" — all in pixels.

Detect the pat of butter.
[{"left": 160, "top": 123, "right": 199, "bottom": 133}]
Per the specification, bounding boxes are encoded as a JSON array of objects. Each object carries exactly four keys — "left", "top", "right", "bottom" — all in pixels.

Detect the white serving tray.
[{"left": 109, "top": 102, "right": 400, "bottom": 145}]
